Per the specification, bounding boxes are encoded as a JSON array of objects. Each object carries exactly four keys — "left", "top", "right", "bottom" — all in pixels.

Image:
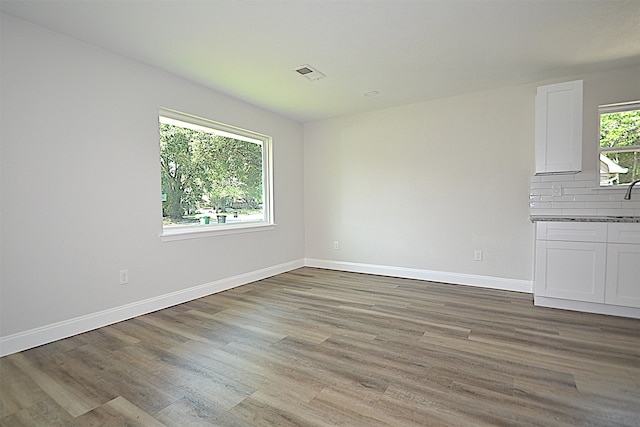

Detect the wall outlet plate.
[{"left": 119, "top": 269, "right": 129, "bottom": 285}]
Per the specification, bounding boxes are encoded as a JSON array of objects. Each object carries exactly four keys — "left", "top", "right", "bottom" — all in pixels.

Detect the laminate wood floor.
[{"left": 1, "top": 267, "right": 639, "bottom": 426}]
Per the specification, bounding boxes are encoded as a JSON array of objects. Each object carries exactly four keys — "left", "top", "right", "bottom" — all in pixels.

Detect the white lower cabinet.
[
  {"left": 535, "top": 222, "right": 640, "bottom": 314},
  {"left": 535, "top": 240, "right": 606, "bottom": 302},
  {"left": 605, "top": 244, "right": 640, "bottom": 306},
  {"left": 535, "top": 222, "right": 607, "bottom": 303},
  {"left": 604, "top": 223, "right": 640, "bottom": 307}
]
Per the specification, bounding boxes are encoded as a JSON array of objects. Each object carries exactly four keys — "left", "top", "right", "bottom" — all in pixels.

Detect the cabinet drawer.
[
  {"left": 536, "top": 222, "right": 607, "bottom": 242},
  {"left": 607, "top": 223, "right": 640, "bottom": 244}
]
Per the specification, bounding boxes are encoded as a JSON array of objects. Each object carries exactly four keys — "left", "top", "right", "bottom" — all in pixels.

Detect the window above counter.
[{"left": 599, "top": 100, "right": 640, "bottom": 187}]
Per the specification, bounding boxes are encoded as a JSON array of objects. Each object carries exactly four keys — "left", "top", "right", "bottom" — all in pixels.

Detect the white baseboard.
[
  {"left": 304, "top": 258, "right": 533, "bottom": 293},
  {"left": 534, "top": 296, "right": 640, "bottom": 319},
  {"left": 0, "top": 258, "right": 534, "bottom": 357},
  {"left": 0, "top": 259, "right": 304, "bottom": 357}
]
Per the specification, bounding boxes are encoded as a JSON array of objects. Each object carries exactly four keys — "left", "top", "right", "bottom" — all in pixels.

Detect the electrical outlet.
[
  {"left": 473, "top": 250, "right": 483, "bottom": 261},
  {"left": 552, "top": 185, "right": 563, "bottom": 197},
  {"left": 119, "top": 269, "right": 129, "bottom": 285},
  {"left": 333, "top": 241, "right": 339, "bottom": 250}
]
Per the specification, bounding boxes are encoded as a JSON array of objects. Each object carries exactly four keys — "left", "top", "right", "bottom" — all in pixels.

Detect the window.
[
  {"left": 599, "top": 101, "right": 640, "bottom": 186},
  {"left": 159, "top": 107, "right": 273, "bottom": 238}
]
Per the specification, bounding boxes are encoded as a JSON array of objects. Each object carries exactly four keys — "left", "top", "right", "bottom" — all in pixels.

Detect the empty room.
[{"left": 1, "top": 0, "right": 639, "bottom": 426}]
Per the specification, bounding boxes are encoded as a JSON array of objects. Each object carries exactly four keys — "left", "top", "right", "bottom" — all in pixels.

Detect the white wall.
[
  {"left": 0, "top": 15, "right": 305, "bottom": 349},
  {"left": 303, "top": 64, "right": 640, "bottom": 288},
  {"left": 304, "top": 84, "right": 535, "bottom": 286}
]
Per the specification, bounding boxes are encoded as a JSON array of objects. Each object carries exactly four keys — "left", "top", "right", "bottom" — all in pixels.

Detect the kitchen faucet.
[{"left": 624, "top": 179, "right": 640, "bottom": 200}]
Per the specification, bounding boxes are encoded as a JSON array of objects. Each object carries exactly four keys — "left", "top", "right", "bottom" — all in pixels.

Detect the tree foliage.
[
  {"left": 160, "top": 123, "right": 263, "bottom": 221},
  {"left": 600, "top": 109, "right": 640, "bottom": 183},
  {"left": 600, "top": 110, "right": 640, "bottom": 148}
]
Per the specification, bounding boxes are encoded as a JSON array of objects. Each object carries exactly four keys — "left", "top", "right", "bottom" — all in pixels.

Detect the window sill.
[
  {"left": 160, "top": 222, "right": 276, "bottom": 242},
  {"left": 598, "top": 184, "right": 634, "bottom": 190}
]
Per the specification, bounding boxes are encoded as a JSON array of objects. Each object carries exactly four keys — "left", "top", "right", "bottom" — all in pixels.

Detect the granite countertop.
[{"left": 530, "top": 215, "right": 640, "bottom": 223}]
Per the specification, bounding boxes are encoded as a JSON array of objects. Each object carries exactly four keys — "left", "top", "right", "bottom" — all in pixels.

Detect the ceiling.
[{"left": 2, "top": 0, "right": 639, "bottom": 122}]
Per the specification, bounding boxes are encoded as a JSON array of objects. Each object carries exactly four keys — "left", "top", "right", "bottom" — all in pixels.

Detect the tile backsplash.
[{"left": 530, "top": 172, "right": 640, "bottom": 217}]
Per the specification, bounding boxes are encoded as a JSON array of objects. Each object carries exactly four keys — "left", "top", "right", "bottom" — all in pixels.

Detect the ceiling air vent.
[{"left": 294, "top": 64, "right": 326, "bottom": 81}]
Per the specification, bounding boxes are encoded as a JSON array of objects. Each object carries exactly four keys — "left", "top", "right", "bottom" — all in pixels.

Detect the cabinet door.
[
  {"left": 535, "top": 240, "right": 606, "bottom": 302},
  {"left": 535, "top": 80, "right": 583, "bottom": 174},
  {"left": 605, "top": 243, "right": 640, "bottom": 308}
]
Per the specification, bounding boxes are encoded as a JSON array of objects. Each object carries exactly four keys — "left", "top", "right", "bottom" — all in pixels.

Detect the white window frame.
[
  {"left": 598, "top": 100, "right": 640, "bottom": 188},
  {"left": 159, "top": 107, "right": 274, "bottom": 241}
]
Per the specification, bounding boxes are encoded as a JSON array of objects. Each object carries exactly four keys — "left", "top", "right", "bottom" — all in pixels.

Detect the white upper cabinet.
[{"left": 535, "top": 80, "right": 583, "bottom": 174}]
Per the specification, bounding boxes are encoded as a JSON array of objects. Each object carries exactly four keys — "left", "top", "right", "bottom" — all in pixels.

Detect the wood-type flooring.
[{"left": 1, "top": 267, "right": 639, "bottom": 426}]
